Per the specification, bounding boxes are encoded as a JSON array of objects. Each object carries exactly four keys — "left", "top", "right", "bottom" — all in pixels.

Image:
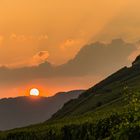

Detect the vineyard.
[{"left": 0, "top": 89, "right": 140, "bottom": 140}]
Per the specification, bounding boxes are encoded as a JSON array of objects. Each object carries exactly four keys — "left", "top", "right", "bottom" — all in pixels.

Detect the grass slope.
[
  {"left": 1, "top": 56, "right": 140, "bottom": 139},
  {"left": 51, "top": 64, "right": 140, "bottom": 120}
]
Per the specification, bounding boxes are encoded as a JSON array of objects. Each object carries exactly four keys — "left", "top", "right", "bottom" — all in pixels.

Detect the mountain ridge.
[{"left": 0, "top": 90, "right": 84, "bottom": 130}]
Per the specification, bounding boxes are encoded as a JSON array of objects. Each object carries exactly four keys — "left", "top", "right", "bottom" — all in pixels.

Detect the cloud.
[
  {"left": 57, "top": 38, "right": 86, "bottom": 64},
  {"left": 10, "top": 34, "right": 48, "bottom": 42},
  {"left": 10, "top": 34, "right": 27, "bottom": 41},
  {"left": 128, "top": 50, "right": 140, "bottom": 62},
  {"left": 55, "top": 39, "right": 136, "bottom": 77},
  {"left": 31, "top": 51, "right": 50, "bottom": 65},
  {"left": 5, "top": 51, "right": 50, "bottom": 68},
  {"left": 0, "top": 39, "right": 137, "bottom": 98},
  {"left": 128, "top": 41, "right": 140, "bottom": 62},
  {"left": 60, "top": 39, "right": 80, "bottom": 49},
  {"left": 0, "top": 34, "right": 50, "bottom": 67},
  {"left": 0, "top": 38, "right": 136, "bottom": 82}
]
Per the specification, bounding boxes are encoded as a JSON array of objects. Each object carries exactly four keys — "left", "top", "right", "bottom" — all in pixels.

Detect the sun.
[{"left": 30, "top": 88, "right": 40, "bottom": 96}]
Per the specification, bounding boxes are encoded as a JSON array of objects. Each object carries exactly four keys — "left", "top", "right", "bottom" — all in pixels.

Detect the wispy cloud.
[{"left": 31, "top": 51, "right": 49, "bottom": 65}]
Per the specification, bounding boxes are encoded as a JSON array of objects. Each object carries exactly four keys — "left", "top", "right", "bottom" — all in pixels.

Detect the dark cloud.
[
  {"left": 0, "top": 39, "right": 136, "bottom": 86},
  {"left": 55, "top": 39, "right": 136, "bottom": 76},
  {"left": 38, "top": 51, "right": 48, "bottom": 57}
]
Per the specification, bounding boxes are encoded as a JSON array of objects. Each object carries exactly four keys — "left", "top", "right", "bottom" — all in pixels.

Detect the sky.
[
  {"left": 0, "top": 0, "right": 131, "bottom": 66},
  {"left": 0, "top": 0, "right": 140, "bottom": 98}
]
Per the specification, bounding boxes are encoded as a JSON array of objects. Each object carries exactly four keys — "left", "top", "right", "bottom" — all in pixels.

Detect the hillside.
[
  {"left": 51, "top": 55, "right": 140, "bottom": 119},
  {"left": 1, "top": 56, "right": 140, "bottom": 139},
  {"left": 0, "top": 90, "right": 83, "bottom": 130}
]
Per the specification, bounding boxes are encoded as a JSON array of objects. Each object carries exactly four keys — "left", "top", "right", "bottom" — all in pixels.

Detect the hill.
[
  {"left": 51, "top": 55, "right": 140, "bottom": 120},
  {"left": 1, "top": 56, "right": 140, "bottom": 139},
  {"left": 0, "top": 90, "right": 83, "bottom": 130}
]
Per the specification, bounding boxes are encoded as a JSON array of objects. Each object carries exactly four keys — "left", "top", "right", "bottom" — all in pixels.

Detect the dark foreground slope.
[
  {"left": 1, "top": 56, "right": 140, "bottom": 139},
  {"left": 51, "top": 56, "right": 140, "bottom": 120},
  {"left": 0, "top": 90, "right": 83, "bottom": 130}
]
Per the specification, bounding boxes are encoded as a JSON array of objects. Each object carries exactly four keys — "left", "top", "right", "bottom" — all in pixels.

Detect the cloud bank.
[{"left": 0, "top": 39, "right": 136, "bottom": 81}]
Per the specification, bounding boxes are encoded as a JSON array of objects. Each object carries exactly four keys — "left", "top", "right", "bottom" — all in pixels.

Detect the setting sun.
[{"left": 30, "top": 88, "right": 40, "bottom": 96}]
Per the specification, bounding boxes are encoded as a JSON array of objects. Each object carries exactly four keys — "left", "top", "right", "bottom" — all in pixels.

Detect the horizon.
[{"left": 0, "top": 38, "right": 138, "bottom": 99}]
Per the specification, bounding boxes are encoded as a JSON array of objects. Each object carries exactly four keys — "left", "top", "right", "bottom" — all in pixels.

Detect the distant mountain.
[{"left": 0, "top": 90, "right": 83, "bottom": 130}]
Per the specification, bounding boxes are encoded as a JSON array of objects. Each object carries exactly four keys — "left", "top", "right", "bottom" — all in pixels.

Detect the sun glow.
[{"left": 30, "top": 88, "right": 40, "bottom": 96}]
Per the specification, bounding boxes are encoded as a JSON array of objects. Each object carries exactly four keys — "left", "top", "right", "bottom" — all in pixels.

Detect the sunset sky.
[
  {"left": 0, "top": 0, "right": 133, "bottom": 66},
  {"left": 0, "top": 0, "right": 140, "bottom": 98}
]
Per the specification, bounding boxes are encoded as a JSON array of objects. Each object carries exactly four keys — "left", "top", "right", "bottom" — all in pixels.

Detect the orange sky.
[
  {"left": 0, "top": 0, "right": 132, "bottom": 67},
  {"left": 1, "top": 0, "right": 140, "bottom": 98}
]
